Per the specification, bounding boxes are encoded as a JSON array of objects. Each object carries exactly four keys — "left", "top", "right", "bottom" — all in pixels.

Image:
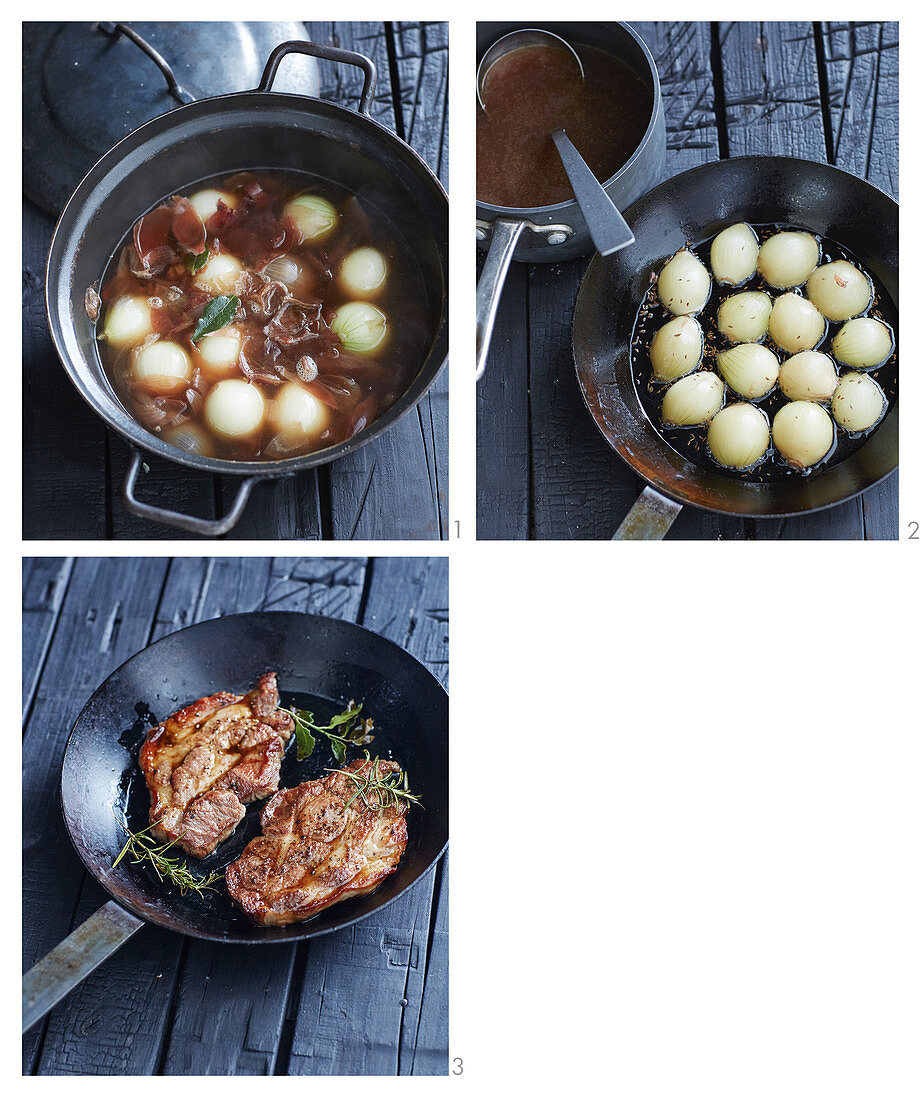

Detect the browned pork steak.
[
  {"left": 139, "top": 672, "right": 295, "bottom": 858},
  {"left": 226, "top": 757, "right": 409, "bottom": 926}
]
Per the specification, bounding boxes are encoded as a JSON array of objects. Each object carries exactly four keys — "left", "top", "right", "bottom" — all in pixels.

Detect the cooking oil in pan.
[{"left": 630, "top": 224, "right": 898, "bottom": 483}]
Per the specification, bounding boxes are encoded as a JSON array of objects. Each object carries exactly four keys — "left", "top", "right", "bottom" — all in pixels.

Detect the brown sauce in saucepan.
[{"left": 476, "top": 43, "right": 652, "bottom": 209}]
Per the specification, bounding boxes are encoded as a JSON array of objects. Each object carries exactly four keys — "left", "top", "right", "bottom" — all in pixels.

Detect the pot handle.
[
  {"left": 96, "top": 23, "right": 194, "bottom": 104},
  {"left": 22, "top": 900, "right": 144, "bottom": 1033},
  {"left": 122, "top": 448, "right": 260, "bottom": 536},
  {"left": 476, "top": 218, "right": 526, "bottom": 381},
  {"left": 613, "top": 486, "right": 683, "bottom": 540},
  {"left": 258, "top": 41, "right": 376, "bottom": 116}
]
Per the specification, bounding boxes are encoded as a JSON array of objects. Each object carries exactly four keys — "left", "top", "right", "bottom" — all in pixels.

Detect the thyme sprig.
[
  {"left": 328, "top": 751, "right": 422, "bottom": 811},
  {"left": 281, "top": 702, "right": 375, "bottom": 763},
  {"left": 112, "top": 816, "right": 224, "bottom": 898}
]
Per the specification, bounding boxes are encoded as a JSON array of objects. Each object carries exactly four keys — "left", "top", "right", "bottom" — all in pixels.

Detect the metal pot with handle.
[{"left": 475, "top": 21, "right": 666, "bottom": 380}]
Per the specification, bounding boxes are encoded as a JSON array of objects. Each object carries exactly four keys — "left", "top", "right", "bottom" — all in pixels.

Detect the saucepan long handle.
[
  {"left": 476, "top": 218, "right": 526, "bottom": 381},
  {"left": 22, "top": 901, "right": 145, "bottom": 1033},
  {"left": 613, "top": 485, "right": 683, "bottom": 540}
]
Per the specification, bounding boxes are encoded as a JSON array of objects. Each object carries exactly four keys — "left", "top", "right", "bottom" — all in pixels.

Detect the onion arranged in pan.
[
  {"left": 657, "top": 249, "right": 711, "bottom": 315},
  {"left": 661, "top": 371, "right": 724, "bottom": 426},
  {"left": 768, "top": 293, "right": 826, "bottom": 354},
  {"left": 831, "top": 372, "right": 886, "bottom": 433},
  {"left": 778, "top": 351, "right": 838, "bottom": 402},
  {"left": 716, "top": 291, "right": 771, "bottom": 344},
  {"left": 772, "top": 401, "right": 834, "bottom": 469},
  {"left": 831, "top": 317, "right": 894, "bottom": 369},
  {"left": 649, "top": 315, "right": 704, "bottom": 381},
  {"left": 716, "top": 343, "right": 779, "bottom": 399},
  {"left": 707, "top": 403, "right": 770, "bottom": 469},
  {"left": 806, "top": 260, "right": 872, "bottom": 321},
  {"left": 757, "top": 230, "right": 820, "bottom": 288},
  {"left": 710, "top": 222, "right": 759, "bottom": 286},
  {"left": 104, "top": 296, "right": 153, "bottom": 347}
]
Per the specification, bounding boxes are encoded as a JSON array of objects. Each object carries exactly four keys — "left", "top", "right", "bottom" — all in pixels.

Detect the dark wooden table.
[
  {"left": 22, "top": 556, "right": 448, "bottom": 1075},
  {"left": 477, "top": 21, "right": 898, "bottom": 540},
  {"left": 23, "top": 22, "right": 447, "bottom": 540}
]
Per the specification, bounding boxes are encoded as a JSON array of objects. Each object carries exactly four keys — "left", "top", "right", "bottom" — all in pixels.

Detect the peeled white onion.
[
  {"left": 204, "top": 379, "right": 264, "bottom": 438},
  {"left": 657, "top": 250, "right": 711, "bottom": 315},
  {"left": 103, "top": 296, "right": 152, "bottom": 346},
  {"left": 189, "top": 189, "right": 237, "bottom": 220},
  {"left": 162, "top": 423, "right": 213, "bottom": 457},
  {"left": 649, "top": 315, "right": 704, "bottom": 381},
  {"left": 768, "top": 292, "right": 826, "bottom": 353},
  {"left": 716, "top": 343, "right": 779, "bottom": 399},
  {"left": 661, "top": 371, "right": 724, "bottom": 426},
  {"left": 831, "top": 317, "right": 894, "bottom": 369},
  {"left": 285, "top": 194, "right": 338, "bottom": 242},
  {"left": 831, "top": 371, "right": 886, "bottom": 432},
  {"left": 716, "top": 291, "right": 772, "bottom": 344},
  {"left": 339, "top": 247, "right": 388, "bottom": 298},
  {"left": 132, "top": 340, "right": 192, "bottom": 393},
  {"left": 269, "top": 382, "right": 331, "bottom": 441},
  {"left": 806, "top": 260, "right": 872, "bottom": 321},
  {"left": 756, "top": 230, "right": 820, "bottom": 288},
  {"left": 707, "top": 403, "right": 770, "bottom": 469},
  {"left": 710, "top": 222, "right": 759, "bottom": 286},
  {"left": 195, "top": 326, "right": 242, "bottom": 379},
  {"left": 194, "top": 253, "right": 243, "bottom": 296},
  {"left": 330, "top": 301, "right": 388, "bottom": 354},
  {"left": 772, "top": 401, "right": 834, "bottom": 469},
  {"left": 778, "top": 351, "right": 839, "bottom": 401}
]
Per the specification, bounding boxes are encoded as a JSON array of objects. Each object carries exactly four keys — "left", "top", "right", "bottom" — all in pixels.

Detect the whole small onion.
[
  {"left": 772, "top": 401, "right": 834, "bottom": 469},
  {"left": 806, "top": 260, "right": 872, "bottom": 321},
  {"left": 661, "top": 371, "right": 724, "bottom": 426},
  {"left": 657, "top": 249, "right": 711, "bottom": 315},
  {"left": 768, "top": 293, "right": 826, "bottom": 354},
  {"left": 716, "top": 343, "right": 779, "bottom": 399},
  {"left": 778, "top": 351, "right": 839, "bottom": 402},
  {"left": 831, "top": 317, "right": 894, "bottom": 369},
  {"left": 710, "top": 223, "right": 759, "bottom": 286},
  {"left": 757, "top": 230, "right": 820, "bottom": 288},
  {"left": 162, "top": 423, "right": 213, "bottom": 457},
  {"left": 831, "top": 372, "right": 887, "bottom": 433},
  {"left": 716, "top": 291, "right": 772, "bottom": 344},
  {"left": 649, "top": 315, "right": 704, "bottom": 381},
  {"left": 707, "top": 403, "right": 770, "bottom": 469}
]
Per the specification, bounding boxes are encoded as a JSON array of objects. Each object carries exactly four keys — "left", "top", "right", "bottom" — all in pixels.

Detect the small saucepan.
[
  {"left": 572, "top": 156, "right": 898, "bottom": 538},
  {"left": 475, "top": 21, "right": 666, "bottom": 380},
  {"left": 22, "top": 611, "right": 449, "bottom": 1032},
  {"left": 46, "top": 40, "right": 448, "bottom": 535}
]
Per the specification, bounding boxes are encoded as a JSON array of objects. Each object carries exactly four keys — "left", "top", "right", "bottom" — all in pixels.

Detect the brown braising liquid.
[{"left": 476, "top": 43, "right": 652, "bottom": 208}]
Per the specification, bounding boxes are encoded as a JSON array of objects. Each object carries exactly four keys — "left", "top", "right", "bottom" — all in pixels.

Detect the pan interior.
[
  {"left": 573, "top": 157, "right": 898, "bottom": 518},
  {"left": 60, "top": 612, "right": 448, "bottom": 943}
]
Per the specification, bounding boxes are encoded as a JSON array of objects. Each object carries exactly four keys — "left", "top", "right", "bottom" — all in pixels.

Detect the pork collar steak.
[
  {"left": 139, "top": 672, "right": 295, "bottom": 858},
  {"left": 226, "top": 757, "right": 409, "bottom": 926}
]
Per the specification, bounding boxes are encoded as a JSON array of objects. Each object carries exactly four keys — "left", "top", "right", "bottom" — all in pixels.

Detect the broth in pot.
[{"left": 89, "top": 171, "right": 430, "bottom": 462}]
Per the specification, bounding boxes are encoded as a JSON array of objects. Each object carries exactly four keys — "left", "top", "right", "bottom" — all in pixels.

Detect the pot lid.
[{"left": 23, "top": 21, "right": 321, "bottom": 215}]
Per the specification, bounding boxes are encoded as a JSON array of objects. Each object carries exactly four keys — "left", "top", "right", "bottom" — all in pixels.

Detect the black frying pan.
[
  {"left": 572, "top": 156, "right": 898, "bottom": 538},
  {"left": 22, "top": 611, "right": 448, "bottom": 1032}
]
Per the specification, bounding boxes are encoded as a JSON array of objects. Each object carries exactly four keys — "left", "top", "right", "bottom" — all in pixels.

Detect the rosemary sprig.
[
  {"left": 112, "top": 817, "right": 224, "bottom": 898},
  {"left": 328, "top": 751, "right": 422, "bottom": 812},
  {"left": 281, "top": 702, "right": 375, "bottom": 763}
]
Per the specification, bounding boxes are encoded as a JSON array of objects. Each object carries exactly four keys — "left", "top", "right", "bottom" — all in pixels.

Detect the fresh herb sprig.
[
  {"left": 282, "top": 702, "right": 375, "bottom": 762},
  {"left": 329, "top": 751, "right": 422, "bottom": 811},
  {"left": 192, "top": 294, "right": 240, "bottom": 342},
  {"left": 183, "top": 248, "right": 210, "bottom": 275},
  {"left": 112, "top": 817, "right": 224, "bottom": 897}
]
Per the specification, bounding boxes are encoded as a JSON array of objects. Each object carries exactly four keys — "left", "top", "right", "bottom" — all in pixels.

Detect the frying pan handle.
[
  {"left": 613, "top": 486, "right": 683, "bottom": 540},
  {"left": 122, "top": 448, "right": 260, "bottom": 536},
  {"left": 258, "top": 41, "right": 377, "bottom": 116},
  {"left": 476, "top": 218, "right": 526, "bottom": 381},
  {"left": 22, "top": 901, "right": 144, "bottom": 1032}
]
